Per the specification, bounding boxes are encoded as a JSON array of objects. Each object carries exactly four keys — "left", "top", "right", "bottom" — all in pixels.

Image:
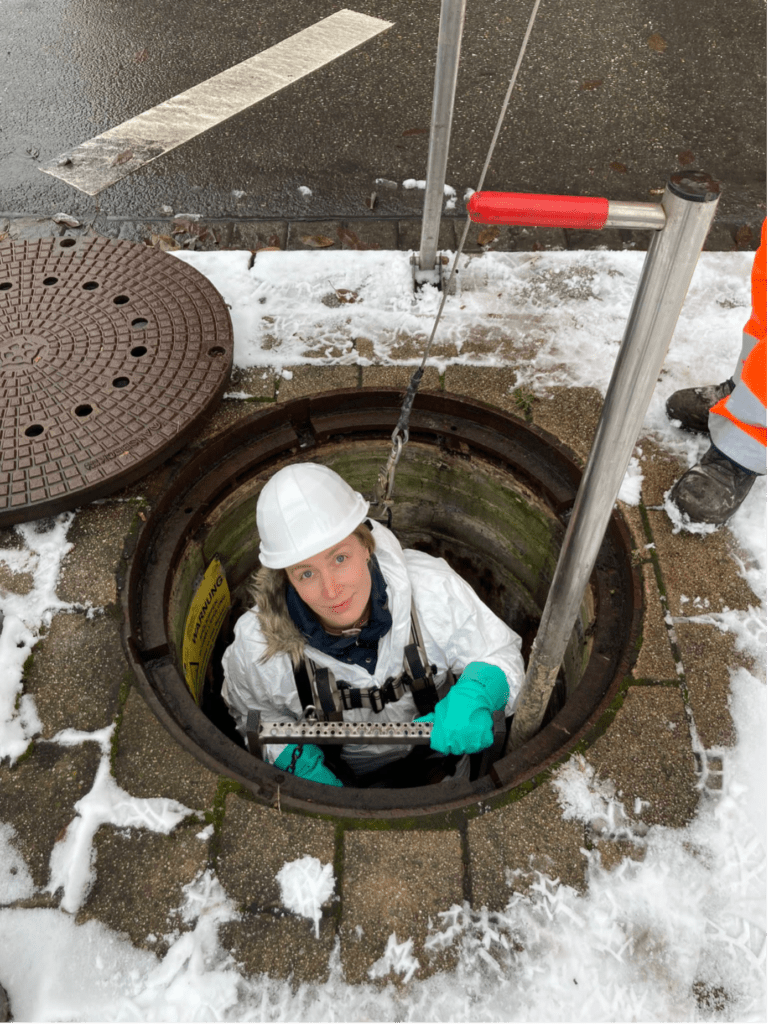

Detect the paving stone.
[
  {"left": 219, "top": 912, "right": 336, "bottom": 984},
  {"left": 468, "top": 783, "right": 587, "bottom": 913},
  {"left": 228, "top": 221, "right": 287, "bottom": 250},
  {"left": 463, "top": 224, "right": 567, "bottom": 252},
  {"left": 398, "top": 218, "right": 456, "bottom": 252},
  {"left": 0, "top": 741, "right": 101, "bottom": 889},
  {"left": 647, "top": 509, "right": 757, "bottom": 617},
  {"left": 565, "top": 228, "right": 630, "bottom": 250},
  {"left": 530, "top": 385, "right": 604, "bottom": 463},
  {"left": 339, "top": 829, "right": 464, "bottom": 985},
  {"left": 287, "top": 220, "right": 396, "bottom": 251},
  {"left": 0, "top": 532, "right": 34, "bottom": 595},
  {"left": 196, "top": 396, "right": 264, "bottom": 442},
  {"left": 443, "top": 365, "right": 520, "bottom": 413},
  {"left": 275, "top": 365, "right": 359, "bottom": 402},
  {"left": 77, "top": 822, "right": 208, "bottom": 956},
  {"left": 113, "top": 689, "right": 219, "bottom": 810},
  {"left": 23, "top": 612, "right": 125, "bottom": 738},
  {"left": 632, "top": 562, "right": 679, "bottom": 681},
  {"left": 216, "top": 795, "right": 336, "bottom": 911},
  {"left": 57, "top": 500, "right": 144, "bottom": 608},
  {"left": 227, "top": 366, "right": 279, "bottom": 400},
  {"left": 636, "top": 436, "right": 688, "bottom": 507},
  {"left": 593, "top": 837, "right": 647, "bottom": 872},
  {"left": 675, "top": 622, "right": 745, "bottom": 749},
  {"left": 585, "top": 685, "right": 699, "bottom": 829},
  {"left": 617, "top": 501, "right": 649, "bottom": 558},
  {"left": 361, "top": 365, "right": 441, "bottom": 390}
]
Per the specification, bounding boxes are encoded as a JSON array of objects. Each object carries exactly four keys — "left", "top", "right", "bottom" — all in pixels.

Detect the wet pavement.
[
  {"left": 2, "top": 0, "right": 766, "bottom": 234},
  {"left": 0, "top": 216, "right": 759, "bottom": 991}
]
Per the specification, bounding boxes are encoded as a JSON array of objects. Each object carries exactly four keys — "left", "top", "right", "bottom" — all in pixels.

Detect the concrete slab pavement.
[{"left": 0, "top": 224, "right": 762, "bottom": 992}]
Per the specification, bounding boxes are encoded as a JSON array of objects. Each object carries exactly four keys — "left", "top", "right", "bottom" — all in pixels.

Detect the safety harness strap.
[{"left": 296, "top": 598, "right": 443, "bottom": 720}]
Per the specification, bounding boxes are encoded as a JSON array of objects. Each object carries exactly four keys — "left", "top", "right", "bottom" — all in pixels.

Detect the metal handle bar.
[
  {"left": 248, "top": 715, "right": 433, "bottom": 751},
  {"left": 467, "top": 191, "right": 666, "bottom": 232}
]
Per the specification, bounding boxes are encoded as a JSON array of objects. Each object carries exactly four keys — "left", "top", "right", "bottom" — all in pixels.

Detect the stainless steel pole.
[
  {"left": 417, "top": 0, "right": 467, "bottom": 281},
  {"left": 506, "top": 172, "right": 720, "bottom": 752}
]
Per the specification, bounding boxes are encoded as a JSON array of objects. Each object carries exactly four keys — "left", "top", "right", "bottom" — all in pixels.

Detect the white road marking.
[{"left": 40, "top": 9, "right": 392, "bottom": 196}]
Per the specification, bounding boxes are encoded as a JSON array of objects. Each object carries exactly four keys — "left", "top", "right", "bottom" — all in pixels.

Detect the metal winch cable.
[{"left": 373, "top": 0, "right": 544, "bottom": 511}]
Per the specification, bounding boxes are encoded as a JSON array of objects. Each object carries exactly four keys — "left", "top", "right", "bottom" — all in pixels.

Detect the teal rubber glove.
[
  {"left": 417, "top": 662, "right": 509, "bottom": 755},
  {"left": 274, "top": 743, "right": 343, "bottom": 787}
]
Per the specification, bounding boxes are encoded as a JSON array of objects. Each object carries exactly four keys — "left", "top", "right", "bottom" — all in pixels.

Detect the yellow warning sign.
[{"left": 182, "top": 556, "right": 230, "bottom": 704}]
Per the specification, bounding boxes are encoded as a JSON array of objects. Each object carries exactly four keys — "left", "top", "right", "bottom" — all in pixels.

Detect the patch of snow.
[
  {"left": 298, "top": 185, "right": 312, "bottom": 197},
  {"left": 0, "top": 825, "right": 35, "bottom": 904},
  {"left": 368, "top": 932, "right": 420, "bottom": 983},
  {"left": 276, "top": 856, "right": 334, "bottom": 939},
  {"left": 0, "top": 513, "right": 78, "bottom": 763},
  {"left": 46, "top": 754, "right": 194, "bottom": 914},
  {"left": 618, "top": 453, "right": 643, "bottom": 505}
]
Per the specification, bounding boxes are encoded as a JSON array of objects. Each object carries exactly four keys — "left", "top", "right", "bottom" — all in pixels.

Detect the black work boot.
[
  {"left": 669, "top": 444, "right": 758, "bottom": 525},
  {"left": 665, "top": 378, "right": 735, "bottom": 434}
]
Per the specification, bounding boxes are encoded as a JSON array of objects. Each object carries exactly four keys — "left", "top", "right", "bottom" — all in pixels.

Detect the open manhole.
[
  {"left": 121, "top": 389, "right": 642, "bottom": 819},
  {"left": 0, "top": 236, "right": 233, "bottom": 525}
]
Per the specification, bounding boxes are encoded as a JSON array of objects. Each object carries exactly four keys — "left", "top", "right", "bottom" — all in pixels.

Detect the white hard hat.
[{"left": 257, "top": 463, "right": 369, "bottom": 569}]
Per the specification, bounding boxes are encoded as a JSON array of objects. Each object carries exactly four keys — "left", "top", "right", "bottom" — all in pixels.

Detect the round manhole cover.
[{"left": 0, "top": 236, "right": 233, "bottom": 525}]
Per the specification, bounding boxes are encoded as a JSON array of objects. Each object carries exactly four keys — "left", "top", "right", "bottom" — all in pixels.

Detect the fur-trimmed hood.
[{"left": 247, "top": 566, "right": 306, "bottom": 668}]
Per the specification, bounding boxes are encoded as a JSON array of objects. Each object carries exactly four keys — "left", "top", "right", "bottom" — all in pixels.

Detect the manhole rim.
[{"left": 120, "top": 387, "right": 643, "bottom": 819}]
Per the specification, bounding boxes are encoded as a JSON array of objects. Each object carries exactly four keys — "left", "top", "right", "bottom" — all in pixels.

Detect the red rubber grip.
[{"left": 467, "top": 192, "right": 609, "bottom": 230}]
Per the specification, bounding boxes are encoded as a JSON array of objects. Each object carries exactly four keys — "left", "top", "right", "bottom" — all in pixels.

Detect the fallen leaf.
[
  {"left": 581, "top": 79, "right": 603, "bottom": 90},
  {"left": 337, "top": 226, "right": 372, "bottom": 250},
  {"left": 647, "top": 33, "right": 667, "bottom": 52},
  {"left": 477, "top": 226, "right": 500, "bottom": 246},
  {"left": 112, "top": 149, "right": 133, "bottom": 166},
  {"left": 402, "top": 127, "right": 428, "bottom": 137},
  {"left": 610, "top": 161, "right": 628, "bottom": 174},
  {"left": 300, "top": 235, "right": 335, "bottom": 248},
  {"left": 254, "top": 246, "right": 281, "bottom": 253},
  {"left": 677, "top": 150, "right": 695, "bottom": 166},
  {"left": 268, "top": 233, "right": 281, "bottom": 247},
  {"left": 134, "top": 48, "right": 148, "bottom": 62},
  {"left": 735, "top": 225, "right": 753, "bottom": 248},
  {"left": 335, "top": 289, "right": 359, "bottom": 303},
  {"left": 149, "top": 233, "right": 180, "bottom": 251}
]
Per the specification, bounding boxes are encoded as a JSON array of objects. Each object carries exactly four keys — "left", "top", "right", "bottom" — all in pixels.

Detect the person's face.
[{"left": 287, "top": 532, "right": 372, "bottom": 631}]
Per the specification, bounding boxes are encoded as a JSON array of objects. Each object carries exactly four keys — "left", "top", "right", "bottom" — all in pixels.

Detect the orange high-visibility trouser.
[{"left": 709, "top": 218, "right": 767, "bottom": 474}]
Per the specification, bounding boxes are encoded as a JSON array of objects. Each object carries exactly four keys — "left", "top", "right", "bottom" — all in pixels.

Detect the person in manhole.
[
  {"left": 221, "top": 463, "right": 525, "bottom": 787},
  {"left": 666, "top": 217, "right": 766, "bottom": 525}
]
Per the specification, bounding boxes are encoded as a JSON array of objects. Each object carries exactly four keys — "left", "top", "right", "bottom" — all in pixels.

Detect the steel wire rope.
[{"left": 374, "top": 0, "right": 544, "bottom": 508}]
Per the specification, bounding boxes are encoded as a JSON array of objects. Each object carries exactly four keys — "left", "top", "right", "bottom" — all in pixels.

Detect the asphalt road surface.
[{"left": 1, "top": 0, "right": 766, "bottom": 225}]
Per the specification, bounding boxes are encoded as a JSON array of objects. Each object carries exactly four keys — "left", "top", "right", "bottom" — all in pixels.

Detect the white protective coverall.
[{"left": 221, "top": 520, "right": 525, "bottom": 774}]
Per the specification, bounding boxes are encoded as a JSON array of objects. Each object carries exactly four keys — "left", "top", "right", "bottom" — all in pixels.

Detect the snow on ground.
[{"left": 0, "top": 248, "right": 764, "bottom": 1021}]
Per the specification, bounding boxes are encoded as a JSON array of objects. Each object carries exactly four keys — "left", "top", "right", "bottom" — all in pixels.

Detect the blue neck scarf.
[{"left": 285, "top": 553, "right": 392, "bottom": 676}]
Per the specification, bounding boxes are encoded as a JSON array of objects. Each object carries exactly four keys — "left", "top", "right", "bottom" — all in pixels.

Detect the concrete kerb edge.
[{"left": 0, "top": 212, "right": 762, "bottom": 252}]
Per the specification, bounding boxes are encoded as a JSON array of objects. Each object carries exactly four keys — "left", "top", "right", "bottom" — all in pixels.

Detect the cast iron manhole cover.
[{"left": 0, "top": 236, "right": 233, "bottom": 525}]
